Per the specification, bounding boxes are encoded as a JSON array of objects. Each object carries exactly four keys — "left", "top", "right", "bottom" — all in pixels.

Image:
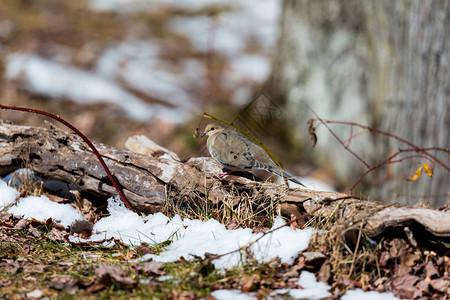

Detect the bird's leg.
[{"left": 219, "top": 168, "right": 233, "bottom": 178}]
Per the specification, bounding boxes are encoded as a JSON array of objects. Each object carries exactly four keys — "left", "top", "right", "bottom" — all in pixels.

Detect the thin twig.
[
  {"left": 309, "top": 111, "right": 370, "bottom": 168},
  {"left": 314, "top": 119, "right": 449, "bottom": 172}
]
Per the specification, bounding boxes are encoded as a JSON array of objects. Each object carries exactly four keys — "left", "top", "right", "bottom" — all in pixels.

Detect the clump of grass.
[
  {"left": 8, "top": 168, "right": 44, "bottom": 197},
  {"left": 163, "top": 183, "right": 280, "bottom": 229},
  {"left": 306, "top": 202, "right": 383, "bottom": 291}
]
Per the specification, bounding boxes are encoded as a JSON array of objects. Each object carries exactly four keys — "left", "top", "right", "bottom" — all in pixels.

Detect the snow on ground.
[
  {"left": 210, "top": 289, "right": 256, "bottom": 300},
  {"left": 0, "top": 181, "right": 398, "bottom": 299},
  {"left": 76, "top": 197, "right": 315, "bottom": 269},
  {"left": 270, "top": 271, "right": 331, "bottom": 299}
]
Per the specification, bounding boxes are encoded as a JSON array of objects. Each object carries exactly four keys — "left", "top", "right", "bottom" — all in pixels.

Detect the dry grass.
[
  {"left": 163, "top": 182, "right": 280, "bottom": 229},
  {"left": 306, "top": 201, "right": 384, "bottom": 290}
]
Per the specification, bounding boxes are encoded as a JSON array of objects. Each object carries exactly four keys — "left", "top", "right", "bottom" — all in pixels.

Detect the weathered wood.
[{"left": 0, "top": 122, "right": 449, "bottom": 241}]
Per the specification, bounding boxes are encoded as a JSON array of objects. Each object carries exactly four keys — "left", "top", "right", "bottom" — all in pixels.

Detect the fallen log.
[{"left": 0, "top": 121, "right": 449, "bottom": 243}]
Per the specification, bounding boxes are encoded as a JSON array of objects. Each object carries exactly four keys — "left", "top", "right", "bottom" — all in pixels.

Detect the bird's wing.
[{"left": 208, "top": 130, "right": 257, "bottom": 170}]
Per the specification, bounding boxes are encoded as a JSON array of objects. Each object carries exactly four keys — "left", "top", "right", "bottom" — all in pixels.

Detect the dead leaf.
[
  {"left": 307, "top": 119, "right": 318, "bottom": 147},
  {"left": 391, "top": 274, "right": 421, "bottom": 299},
  {"left": 70, "top": 219, "right": 93, "bottom": 236},
  {"left": 318, "top": 262, "right": 331, "bottom": 283},
  {"left": 403, "top": 252, "right": 420, "bottom": 267},
  {"left": 424, "top": 261, "right": 439, "bottom": 278},
  {"left": 379, "top": 251, "right": 390, "bottom": 267},
  {"left": 13, "top": 219, "right": 28, "bottom": 229},
  {"left": 388, "top": 239, "right": 406, "bottom": 258},
  {"left": 241, "top": 276, "right": 256, "bottom": 292},
  {"left": 407, "top": 165, "right": 422, "bottom": 181},
  {"left": 135, "top": 243, "right": 155, "bottom": 255},
  {"left": 49, "top": 275, "right": 79, "bottom": 294},
  {"left": 226, "top": 221, "right": 239, "bottom": 230},
  {"left": 91, "top": 263, "right": 137, "bottom": 291},
  {"left": 430, "top": 278, "right": 450, "bottom": 294},
  {"left": 134, "top": 261, "right": 164, "bottom": 275},
  {"left": 172, "top": 290, "right": 196, "bottom": 300}
]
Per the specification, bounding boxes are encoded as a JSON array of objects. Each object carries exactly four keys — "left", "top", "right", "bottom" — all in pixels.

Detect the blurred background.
[{"left": 0, "top": 0, "right": 448, "bottom": 207}]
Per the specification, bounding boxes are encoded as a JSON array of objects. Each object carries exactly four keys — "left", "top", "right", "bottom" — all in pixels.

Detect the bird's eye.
[{"left": 210, "top": 127, "right": 215, "bottom": 131}]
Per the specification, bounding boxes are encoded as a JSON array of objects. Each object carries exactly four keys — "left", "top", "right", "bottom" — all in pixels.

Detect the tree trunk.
[{"left": 273, "top": 0, "right": 449, "bottom": 207}]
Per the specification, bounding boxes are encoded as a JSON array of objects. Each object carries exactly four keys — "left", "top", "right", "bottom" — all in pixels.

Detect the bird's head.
[{"left": 201, "top": 123, "right": 225, "bottom": 138}]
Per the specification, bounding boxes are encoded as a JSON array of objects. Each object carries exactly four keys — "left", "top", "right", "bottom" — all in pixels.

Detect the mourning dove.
[{"left": 201, "top": 123, "right": 305, "bottom": 187}]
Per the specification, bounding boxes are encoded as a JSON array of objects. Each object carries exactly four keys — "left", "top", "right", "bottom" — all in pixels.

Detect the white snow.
[
  {"left": 211, "top": 289, "right": 256, "bottom": 300},
  {"left": 271, "top": 271, "right": 331, "bottom": 299},
  {"left": 0, "top": 180, "right": 20, "bottom": 207},
  {"left": 5, "top": 193, "right": 83, "bottom": 227},
  {"left": 342, "top": 289, "right": 400, "bottom": 300},
  {"left": 74, "top": 197, "right": 314, "bottom": 269}
]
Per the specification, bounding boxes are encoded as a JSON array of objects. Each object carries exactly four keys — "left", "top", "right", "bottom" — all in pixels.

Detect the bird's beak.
[{"left": 201, "top": 131, "right": 207, "bottom": 138}]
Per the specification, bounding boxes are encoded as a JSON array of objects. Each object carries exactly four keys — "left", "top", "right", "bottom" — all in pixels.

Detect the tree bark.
[{"left": 273, "top": 0, "right": 449, "bottom": 207}]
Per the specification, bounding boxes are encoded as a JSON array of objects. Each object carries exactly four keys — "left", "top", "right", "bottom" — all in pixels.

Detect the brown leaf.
[
  {"left": 391, "top": 274, "right": 421, "bottom": 299},
  {"left": 308, "top": 119, "right": 318, "bottom": 147},
  {"left": 134, "top": 261, "right": 164, "bottom": 275},
  {"left": 407, "top": 165, "right": 422, "bottom": 181},
  {"left": 172, "top": 290, "right": 196, "bottom": 300},
  {"left": 415, "top": 280, "right": 429, "bottom": 295},
  {"left": 49, "top": 275, "right": 79, "bottom": 294},
  {"left": 318, "top": 262, "right": 331, "bottom": 283},
  {"left": 389, "top": 239, "right": 406, "bottom": 258},
  {"left": 226, "top": 221, "right": 239, "bottom": 230},
  {"left": 135, "top": 243, "right": 155, "bottom": 255},
  {"left": 92, "top": 263, "right": 137, "bottom": 291},
  {"left": 403, "top": 252, "right": 420, "bottom": 267},
  {"left": 379, "top": 251, "right": 390, "bottom": 267},
  {"left": 70, "top": 219, "right": 94, "bottom": 236},
  {"left": 241, "top": 276, "right": 256, "bottom": 292},
  {"left": 13, "top": 219, "right": 28, "bottom": 229},
  {"left": 430, "top": 278, "right": 450, "bottom": 294},
  {"left": 424, "top": 261, "right": 439, "bottom": 278}
]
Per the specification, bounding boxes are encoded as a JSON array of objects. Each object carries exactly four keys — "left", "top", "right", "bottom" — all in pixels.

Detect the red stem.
[{"left": 0, "top": 104, "right": 134, "bottom": 211}]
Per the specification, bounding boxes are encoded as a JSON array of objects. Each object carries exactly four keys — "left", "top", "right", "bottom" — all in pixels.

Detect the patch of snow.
[
  {"left": 70, "top": 197, "right": 314, "bottom": 269},
  {"left": 7, "top": 194, "right": 84, "bottom": 227},
  {"left": 0, "top": 180, "right": 20, "bottom": 208},
  {"left": 211, "top": 289, "right": 256, "bottom": 300},
  {"left": 271, "top": 271, "right": 331, "bottom": 299},
  {"left": 342, "top": 289, "right": 400, "bottom": 300}
]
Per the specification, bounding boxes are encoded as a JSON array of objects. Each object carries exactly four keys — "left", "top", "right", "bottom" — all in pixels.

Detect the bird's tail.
[
  {"left": 256, "top": 161, "right": 306, "bottom": 187},
  {"left": 281, "top": 169, "right": 306, "bottom": 187}
]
